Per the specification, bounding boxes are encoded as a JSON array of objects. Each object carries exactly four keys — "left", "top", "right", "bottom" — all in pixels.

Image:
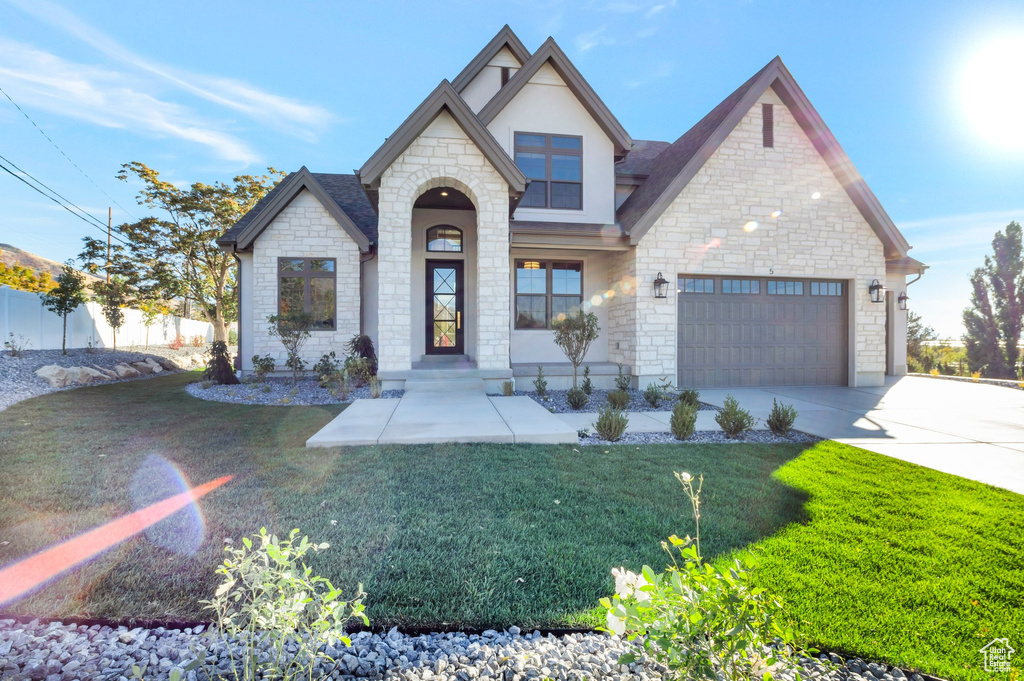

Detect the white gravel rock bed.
[
  {"left": 0, "top": 619, "right": 923, "bottom": 681},
  {"left": 0, "top": 346, "right": 204, "bottom": 412},
  {"left": 517, "top": 389, "right": 718, "bottom": 414},
  {"left": 185, "top": 377, "right": 403, "bottom": 406},
  {"left": 580, "top": 429, "right": 821, "bottom": 446}
]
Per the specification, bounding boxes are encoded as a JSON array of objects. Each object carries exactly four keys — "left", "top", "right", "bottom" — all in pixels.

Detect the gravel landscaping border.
[
  {"left": 185, "top": 377, "right": 403, "bottom": 406},
  {"left": 0, "top": 617, "right": 938, "bottom": 681},
  {"left": 579, "top": 429, "right": 821, "bottom": 446},
  {"left": 909, "top": 372, "right": 1024, "bottom": 391},
  {"left": 0, "top": 346, "right": 208, "bottom": 412},
  {"left": 518, "top": 388, "right": 718, "bottom": 413}
]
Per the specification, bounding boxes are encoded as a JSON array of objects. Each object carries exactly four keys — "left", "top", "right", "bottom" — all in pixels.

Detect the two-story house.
[{"left": 218, "top": 25, "right": 926, "bottom": 393}]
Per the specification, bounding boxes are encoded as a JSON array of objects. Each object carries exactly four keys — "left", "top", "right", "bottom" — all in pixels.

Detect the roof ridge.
[{"left": 451, "top": 25, "right": 532, "bottom": 93}]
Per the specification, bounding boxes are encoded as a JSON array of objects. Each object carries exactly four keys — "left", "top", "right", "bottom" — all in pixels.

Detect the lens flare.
[
  {"left": 811, "top": 191, "right": 821, "bottom": 200},
  {"left": 770, "top": 209, "right": 783, "bottom": 218},
  {"left": 743, "top": 221, "right": 759, "bottom": 233},
  {"left": 130, "top": 455, "right": 206, "bottom": 556},
  {"left": 590, "top": 294, "right": 603, "bottom": 306}
]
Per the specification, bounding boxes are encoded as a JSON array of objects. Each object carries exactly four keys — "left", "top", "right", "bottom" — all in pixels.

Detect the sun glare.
[{"left": 962, "top": 34, "right": 1024, "bottom": 149}]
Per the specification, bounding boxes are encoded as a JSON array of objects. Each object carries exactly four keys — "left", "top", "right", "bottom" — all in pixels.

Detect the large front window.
[
  {"left": 278, "top": 257, "right": 336, "bottom": 329},
  {"left": 515, "top": 260, "right": 583, "bottom": 329},
  {"left": 514, "top": 133, "right": 583, "bottom": 209}
]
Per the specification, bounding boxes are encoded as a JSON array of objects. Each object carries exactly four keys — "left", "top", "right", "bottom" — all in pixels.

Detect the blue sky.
[{"left": 1, "top": 0, "right": 1023, "bottom": 337}]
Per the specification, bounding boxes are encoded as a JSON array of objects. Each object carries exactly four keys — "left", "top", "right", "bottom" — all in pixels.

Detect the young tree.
[
  {"left": 906, "top": 311, "right": 936, "bottom": 372},
  {"left": 39, "top": 261, "right": 87, "bottom": 355},
  {"left": 962, "top": 222, "right": 1023, "bottom": 378},
  {"left": 267, "top": 312, "right": 315, "bottom": 385},
  {"left": 80, "top": 163, "right": 284, "bottom": 343},
  {"left": 551, "top": 308, "right": 601, "bottom": 389},
  {"left": 138, "top": 298, "right": 168, "bottom": 349},
  {"left": 95, "top": 280, "right": 128, "bottom": 349}
]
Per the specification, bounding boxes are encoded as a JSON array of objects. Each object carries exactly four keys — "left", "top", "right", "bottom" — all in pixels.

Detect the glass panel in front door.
[{"left": 433, "top": 267, "right": 457, "bottom": 349}]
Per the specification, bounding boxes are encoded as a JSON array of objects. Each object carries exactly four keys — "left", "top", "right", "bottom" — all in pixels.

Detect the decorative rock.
[
  {"left": 144, "top": 358, "right": 164, "bottom": 373},
  {"left": 111, "top": 363, "right": 141, "bottom": 379},
  {"left": 34, "top": 365, "right": 70, "bottom": 388},
  {"left": 131, "top": 361, "right": 155, "bottom": 375},
  {"left": 156, "top": 358, "right": 178, "bottom": 371}
]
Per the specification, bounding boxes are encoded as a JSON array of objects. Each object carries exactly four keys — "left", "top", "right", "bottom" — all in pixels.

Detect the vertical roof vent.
[{"left": 762, "top": 103, "right": 774, "bottom": 148}]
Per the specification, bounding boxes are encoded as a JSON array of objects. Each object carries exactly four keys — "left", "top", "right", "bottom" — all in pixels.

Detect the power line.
[
  {"left": 0, "top": 158, "right": 131, "bottom": 247},
  {"left": 0, "top": 84, "right": 138, "bottom": 221}
]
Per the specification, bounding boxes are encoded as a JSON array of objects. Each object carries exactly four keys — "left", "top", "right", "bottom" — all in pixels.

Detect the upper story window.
[
  {"left": 514, "top": 133, "right": 582, "bottom": 210},
  {"left": 278, "top": 258, "right": 336, "bottom": 330},
  {"left": 426, "top": 226, "right": 463, "bottom": 253}
]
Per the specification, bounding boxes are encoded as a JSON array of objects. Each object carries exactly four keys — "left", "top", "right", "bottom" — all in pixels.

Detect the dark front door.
[{"left": 426, "top": 260, "right": 464, "bottom": 354}]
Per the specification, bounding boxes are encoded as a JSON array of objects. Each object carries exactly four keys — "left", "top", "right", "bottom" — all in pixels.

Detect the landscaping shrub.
[
  {"left": 314, "top": 352, "right": 343, "bottom": 389},
  {"left": 566, "top": 386, "right": 588, "bottom": 410},
  {"left": 607, "top": 389, "right": 630, "bottom": 410},
  {"left": 368, "top": 376, "right": 383, "bottom": 399},
  {"left": 190, "top": 334, "right": 205, "bottom": 347},
  {"left": 594, "top": 405, "right": 628, "bottom": 441},
  {"left": 581, "top": 365, "right": 593, "bottom": 395},
  {"left": 344, "top": 356, "right": 374, "bottom": 386},
  {"left": 251, "top": 354, "right": 276, "bottom": 382},
  {"left": 500, "top": 380, "right": 515, "bottom": 396},
  {"left": 678, "top": 387, "right": 700, "bottom": 409},
  {"left": 551, "top": 308, "right": 600, "bottom": 389},
  {"left": 346, "top": 334, "right": 378, "bottom": 376},
  {"left": 533, "top": 365, "right": 547, "bottom": 396},
  {"left": 615, "top": 363, "right": 631, "bottom": 391},
  {"left": 4, "top": 332, "right": 29, "bottom": 357},
  {"left": 715, "top": 395, "right": 755, "bottom": 438},
  {"left": 168, "top": 334, "right": 186, "bottom": 350},
  {"left": 602, "top": 472, "right": 805, "bottom": 681},
  {"left": 203, "top": 340, "right": 239, "bottom": 385},
  {"left": 766, "top": 399, "right": 798, "bottom": 436},
  {"left": 642, "top": 382, "right": 663, "bottom": 408},
  {"left": 196, "top": 528, "right": 367, "bottom": 681},
  {"left": 670, "top": 401, "right": 698, "bottom": 440},
  {"left": 228, "top": 328, "right": 239, "bottom": 346},
  {"left": 267, "top": 312, "right": 314, "bottom": 385}
]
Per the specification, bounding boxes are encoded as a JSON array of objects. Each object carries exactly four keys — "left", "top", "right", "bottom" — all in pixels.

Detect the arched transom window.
[{"left": 426, "top": 226, "right": 463, "bottom": 253}]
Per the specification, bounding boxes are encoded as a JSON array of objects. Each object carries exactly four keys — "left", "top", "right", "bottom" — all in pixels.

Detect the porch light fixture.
[
  {"left": 898, "top": 291, "right": 909, "bottom": 311},
  {"left": 523, "top": 261, "right": 541, "bottom": 270},
  {"left": 440, "top": 188, "right": 449, "bottom": 197},
  {"left": 653, "top": 272, "right": 669, "bottom": 298},
  {"left": 869, "top": 279, "right": 885, "bottom": 304}
]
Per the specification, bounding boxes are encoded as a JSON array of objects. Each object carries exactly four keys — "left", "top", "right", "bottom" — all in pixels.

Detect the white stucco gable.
[{"left": 461, "top": 46, "right": 522, "bottom": 112}]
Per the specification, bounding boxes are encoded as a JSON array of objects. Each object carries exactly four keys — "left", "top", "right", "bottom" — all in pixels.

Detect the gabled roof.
[
  {"left": 218, "top": 168, "right": 374, "bottom": 251},
  {"left": 615, "top": 139, "right": 671, "bottom": 179},
  {"left": 616, "top": 56, "right": 913, "bottom": 260},
  {"left": 451, "top": 24, "right": 531, "bottom": 93},
  {"left": 358, "top": 80, "right": 527, "bottom": 193},
  {"left": 477, "top": 37, "right": 633, "bottom": 158}
]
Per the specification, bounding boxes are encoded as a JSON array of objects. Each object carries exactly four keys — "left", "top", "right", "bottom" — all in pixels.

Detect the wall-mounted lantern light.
[
  {"left": 898, "top": 291, "right": 909, "bottom": 311},
  {"left": 869, "top": 279, "right": 885, "bottom": 304},
  {"left": 653, "top": 272, "right": 669, "bottom": 298}
]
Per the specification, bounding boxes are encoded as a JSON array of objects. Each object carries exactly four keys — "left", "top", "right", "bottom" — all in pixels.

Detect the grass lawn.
[{"left": 0, "top": 372, "right": 1021, "bottom": 680}]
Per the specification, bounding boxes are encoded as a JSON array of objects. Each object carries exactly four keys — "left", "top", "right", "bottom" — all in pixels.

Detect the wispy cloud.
[
  {"left": 574, "top": 26, "right": 615, "bottom": 53},
  {"left": 897, "top": 208, "right": 1023, "bottom": 254},
  {"left": 7, "top": 0, "right": 333, "bottom": 140},
  {"left": 644, "top": 0, "right": 676, "bottom": 19},
  {"left": 0, "top": 38, "right": 259, "bottom": 163},
  {"left": 625, "top": 61, "right": 674, "bottom": 88}
]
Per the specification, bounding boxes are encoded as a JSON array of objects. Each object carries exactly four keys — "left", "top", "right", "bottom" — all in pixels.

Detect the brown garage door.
[{"left": 677, "top": 275, "right": 848, "bottom": 388}]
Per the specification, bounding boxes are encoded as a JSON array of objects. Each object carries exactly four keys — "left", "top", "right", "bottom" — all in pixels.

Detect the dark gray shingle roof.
[{"left": 615, "top": 140, "right": 670, "bottom": 177}]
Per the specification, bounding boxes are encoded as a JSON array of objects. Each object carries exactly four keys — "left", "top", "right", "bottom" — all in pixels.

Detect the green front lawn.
[{"left": 0, "top": 372, "right": 1021, "bottom": 681}]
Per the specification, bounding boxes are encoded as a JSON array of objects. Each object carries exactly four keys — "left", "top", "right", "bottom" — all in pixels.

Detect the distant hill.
[{"left": 0, "top": 244, "right": 102, "bottom": 284}]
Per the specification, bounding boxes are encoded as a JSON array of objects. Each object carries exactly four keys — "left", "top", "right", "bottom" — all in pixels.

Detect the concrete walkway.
[
  {"left": 306, "top": 392, "right": 577, "bottom": 447},
  {"left": 698, "top": 376, "right": 1024, "bottom": 495}
]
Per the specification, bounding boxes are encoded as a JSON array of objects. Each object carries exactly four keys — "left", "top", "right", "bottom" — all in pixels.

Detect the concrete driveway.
[{"left": 700, "top": 376, "right": 1024, "bottom": 495}]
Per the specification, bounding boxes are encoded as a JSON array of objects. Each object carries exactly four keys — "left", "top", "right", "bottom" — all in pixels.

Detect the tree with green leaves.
[
  {"left": 552, "top": 308, "right": 601, "bottom": 389},
  {"left": 39, "top": 261, "right": 88, "bottom": 355},
  {"left": 95, "top": 279, "right": 128, "bottom": 349},
  {"left": 962, "top": 221, "right": 1023, "bottom": 378},
  {"left": 906, "top": 311, "right": 936, "bottom": 372},
  {"left": 80, "top": 162, "right": 284, "bottom": 343}
]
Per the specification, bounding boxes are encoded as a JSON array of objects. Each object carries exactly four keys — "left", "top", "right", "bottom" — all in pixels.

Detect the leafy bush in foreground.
[
  {"left": 715, "top": 396, "right": 755, "bottom": 438},
  {"left": 766, "top": 399, "right": 798, "bottom": 436},
  {"left": 595, "top": 405, "right": 628, "bottom": 441}
]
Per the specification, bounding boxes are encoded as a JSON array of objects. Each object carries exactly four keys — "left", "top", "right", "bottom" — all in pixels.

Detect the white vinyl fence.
[{"left": 0, "top": 285, "right": 232, "bottom": 350}]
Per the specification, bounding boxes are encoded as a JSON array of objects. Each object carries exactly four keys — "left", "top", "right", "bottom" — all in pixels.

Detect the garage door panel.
[{"left": 677, "top": 275, "right": 847, "bottom": 388}]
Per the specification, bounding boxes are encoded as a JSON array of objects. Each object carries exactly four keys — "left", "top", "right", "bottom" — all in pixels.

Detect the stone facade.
[
  {"left": 623, "top": 88, "right": 887, "bottom": 387},
  {"left": 376, "top": 111, "right": 511, "bottom": 372},
  {"left": 251, "top": 190, "right": 362, "bottom": 366}
]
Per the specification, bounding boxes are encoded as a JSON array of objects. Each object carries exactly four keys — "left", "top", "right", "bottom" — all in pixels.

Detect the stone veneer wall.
[
  {"left": 376, "top": 112, "right": 511, "bottom": 372},
  {"left": 251, "top": 190, "right": 362, "bottom": 367},
  {"left": 625, "top": 88, "right": 887, "bottom": 387}
]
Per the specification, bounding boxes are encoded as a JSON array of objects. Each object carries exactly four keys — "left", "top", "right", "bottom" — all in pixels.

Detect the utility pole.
[{"left": 106, "top": 206, "right": 111, "bottom": 284}]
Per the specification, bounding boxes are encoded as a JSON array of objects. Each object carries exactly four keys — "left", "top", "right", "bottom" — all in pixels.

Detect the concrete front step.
[{"left": 403, "top": 378, "right": 485, "bottom": 393}]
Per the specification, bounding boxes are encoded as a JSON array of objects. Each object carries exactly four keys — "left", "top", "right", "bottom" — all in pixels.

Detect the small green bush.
[
  {"left": 344, "top": 355, "right": 374, "bottom": 386},
  {"left": 500, "top": 380, "right": 515, "bottom": 396},
  {"left": 670, "top": 401, "right": 698, "bottom": 440},
  {"left": 595, "top": 405, "right": 629, "bottom": 442},
  {"left": 607, "top": 389, "right": 630, "bottom": 410},
  {"left": 533, "top": 365, "right": 547, "bottom": 396},
  {"left": 766, "top": 398, "right": 798, "bottom": 436},
  {"left": 615, "top": 363, "right": 631, "bottom": 391},
  {"left": 678, "top": 387, "right": 700, "bottom": 409},
  {"left": 642, "top": 382, "right": 663, "bottom": 408},
  {"left": 714, "top": 395, "right": 755, "bottom": 438},
  {"left": 313, "top": 352, "right": 342, "bottom": 389},
  {"left": 567, "top": 387, "right": 588, "bottom": 410},
  {"left": 251, "top": 354, "right": 276, "bottom": 382},
  {"left": 581, "top": 365, "right": 593, "bottom": 395}
]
